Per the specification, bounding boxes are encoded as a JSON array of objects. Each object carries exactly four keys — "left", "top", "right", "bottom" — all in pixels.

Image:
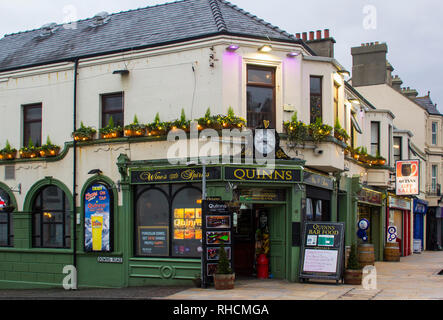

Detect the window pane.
[
  {"left": 103, "top": 112, "right": 124, "bottom": 128},
  {"left": 136, "top": 189, "right": 169, "bottom": 256},
  {"left": 310, "top": 77, "right": 321, "bottom": 94},
  {"left": 0, "top": 224, "right": 7, "bottom": 246},
  {"left": 42, "top": 223, "right": 64, "bottom": 248},
  {"left": 24, "top": 121, "right": 42, "bottom": 147},
  {"left": 0, "top": 189, "right": 10, "bottom": 210},
  {"left": 371, "top": 122, "right": 379, "bottom": 144},
  {"left": 24, "top": 105, "right": 42, "bottom": 121},
  {"left": 310, "top": 96, "right": 322, "bottom": 123},
  {"left": 102, "top": 95, "right": 123, "bottom": 113},
  {"left": 247, "top": 86, "right": 274, "bottom": 128},
  {"left": 248, "top": 68, "right": 273, "bottom": 84},
  {"left": 41, "top": 186, "right": 64, "bottom": 211},
  {"left": 172, "top": 188, "right": 202, "bottom": 258}
]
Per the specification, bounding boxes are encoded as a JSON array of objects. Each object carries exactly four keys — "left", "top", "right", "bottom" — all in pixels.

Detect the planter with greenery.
[
  {"left": 213, "top": 244, "right": 235, "bottom": 290},
  {"left": 334, "top": 119, "right": 350, "bottom": 144},
  {"left": 344, "top": 244, "right": 363, "bottom": 285},
  {"left": 99, "top": 116, "right": 123, "bottom": 139},
  {"left": 72, "top": 122, "right": 97, "bottom": 142},
  {"left": 124, "top": 115, "right": 147, "bottom": 137},
  {"left": 171, "top": 109, "right": 191, "bottom": 133},
  {"left": 0, "top": 140, "right": 17, "bottom": 160},
  {"left": 19, "top": 139, "right": 40, "bottom": 159},
  {"left": 147, "top": 113, "right": 171, "bottom": 136},
  {"left": 309, "top": 118, "right": 333, "bottom": 145},
  {"left": 39, "top": 136, "right": 61, "bottom": 158},
  {"left": 283, "top": 112, "right": 309, "bottom": 147}
]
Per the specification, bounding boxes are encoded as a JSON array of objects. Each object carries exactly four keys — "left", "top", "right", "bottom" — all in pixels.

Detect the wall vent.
[{"left": 4, "top": 165, "right": 15, "bottom": 180}]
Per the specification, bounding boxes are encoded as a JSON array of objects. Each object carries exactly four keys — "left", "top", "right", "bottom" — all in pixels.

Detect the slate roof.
[
  {"left": 0, "top": 0, "right": 309, "bottom": 72},
  {"left": 415, "top": 95, "right": 441, "bottom": 116}
]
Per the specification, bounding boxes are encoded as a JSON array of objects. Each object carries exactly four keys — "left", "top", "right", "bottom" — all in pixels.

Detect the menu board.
[
  {"left": 84, "top": 183, "right": 112, "bottom": 252},
  {"left": 138, "top": 226, "right": 169, "bottom": 256},
  {"left": 299, "top": 222, "right": 345, "bottom": 282},
  {"left": 202, "top": 200, "right": 233, "bottom": 286}
]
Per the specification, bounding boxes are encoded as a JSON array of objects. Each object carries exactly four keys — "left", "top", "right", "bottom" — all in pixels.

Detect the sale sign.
[{"left": 396, "top": 160, "right": 420, "bottom": 196}]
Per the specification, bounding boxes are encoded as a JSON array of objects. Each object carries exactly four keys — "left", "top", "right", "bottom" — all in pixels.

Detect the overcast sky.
[{"left": 1, "top": 0, "right": 442, "bottom": 111}]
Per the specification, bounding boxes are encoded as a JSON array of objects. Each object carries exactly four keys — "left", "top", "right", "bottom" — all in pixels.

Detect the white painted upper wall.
[{"left": 354, "top": 84, "right": 428, "bottom": 152}]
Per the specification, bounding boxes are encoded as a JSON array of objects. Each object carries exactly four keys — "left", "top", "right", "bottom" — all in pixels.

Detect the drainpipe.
[{"left": 72, "top": 58, "right": 79, "bottom": 287}]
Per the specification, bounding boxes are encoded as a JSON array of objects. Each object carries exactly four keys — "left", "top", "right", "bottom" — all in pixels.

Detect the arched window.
[
  {"left": 0, "top": 188, "right": 13, "bottom": 247},
  {"left": 32, "top": 185, "right": 71, "bottom": 248}
]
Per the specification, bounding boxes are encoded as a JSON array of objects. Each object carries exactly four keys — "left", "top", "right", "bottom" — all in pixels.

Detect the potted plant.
[
  {"left": 99, "top": 116, "right": 123, "bottom": 139},
  {"left": 147, "top": 113, "right": 170, "bottom": 136},
  {"left": 72, "top": 122, "right": 97, "bottom": 142},
  {"left": 0, "top": 140, "right": 17, "bottom": 160},
  {"left": 309, "top": 118, "right": 333, "bottom": 145},
  {"left": 39, "top": 136, "right": 61, "bottom": 157},
  {"left": 19, "top": 138, "right": 40, "bottom": 159},
  {"left": 213, "top": 244, "right": 235, "bottom": 290},
  {"left": 171, "top": 109, "right": 190, "bottom": 133},
  {"left": 344, "top": 243, "right": 362, "bottom": 285},
  {"left": 375, "top": 150, "right": 386, "bottom": 166},
  {"left": 283, "top": 112, "right": 309, "bottom": 148},
  {"left": 334, "top": 119, "right": 350, "bottom": 144},
  {"left": 124, "top": 115, "right": 146, "bottom": 137},
  {"left": 220, "top": 107, "right": 246, "bottom": 129},
  {"left": 197, "top": 108, "right": 217, "bottom": 130}
]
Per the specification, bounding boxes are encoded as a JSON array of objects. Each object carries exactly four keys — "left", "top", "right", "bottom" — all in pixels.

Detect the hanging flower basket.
[
  {"left": 73, "top": 123, "right": 97, "bottom": 142},
  {"left": 39, "top": 146, "right": 61, "bottom": 158},
  {"left": 0, "top": 141, "right": 17, "bottom": 160},
  {"left": 124, "top": 115, "right": 147, "bottom": 137}
]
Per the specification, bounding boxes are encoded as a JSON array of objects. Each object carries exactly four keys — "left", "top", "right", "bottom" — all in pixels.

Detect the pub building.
[{"left": 0, "top": 0, "right": 410, "bottom": 289}]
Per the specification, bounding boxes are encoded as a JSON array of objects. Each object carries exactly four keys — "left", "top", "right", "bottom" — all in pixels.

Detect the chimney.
[
  {"left": 302, "top": 32, "right": 307, "bottom": 41},
  {"left": 401, "top": 87, "right": 419, "bottom": 99},
  {"left": 351, "top": 42, "right": 388, "bottom": 87},
  {"left": 303, "top": 28, "right": 336, "bottom": 58},
  {"left": 391, "top": 75, "right": 403, "bottom": 91}
]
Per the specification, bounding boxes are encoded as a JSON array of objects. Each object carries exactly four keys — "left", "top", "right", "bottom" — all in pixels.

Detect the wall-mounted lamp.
[
  {"left": 258, "top": 44, "right": 273, "bottom": 53},
  {"left": 287, "top": 52, "right": 300, "bottom": 58},
  {"left": 112, "top": 69, "right": 129, "bottom": 75},
  {"left": 226, "top": 44, "right": 239, "bottom": 52},
  {"left": 88, "top": 169, "right": 103, "bottom": 175}
]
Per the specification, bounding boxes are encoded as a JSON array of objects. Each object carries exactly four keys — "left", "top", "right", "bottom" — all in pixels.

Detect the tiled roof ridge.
[
  {"left": 3, "top": 0, "right": 189, "bottom": 38},
  {"left": 217, "top": 0, "right": 296, "bottom": 40},
  {"left": 208, "top": 0, "right": 228, "bottom": 32}
]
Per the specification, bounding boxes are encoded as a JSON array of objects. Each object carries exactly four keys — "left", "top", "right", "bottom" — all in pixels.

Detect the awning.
[{"left": 351, "top": 113, "right": 362, "bottom": 134}]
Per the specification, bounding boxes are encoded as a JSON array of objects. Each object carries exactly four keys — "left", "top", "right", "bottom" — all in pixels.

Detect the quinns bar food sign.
[{"left": 395, "top": 160, "right": 420, "bottom": 196}]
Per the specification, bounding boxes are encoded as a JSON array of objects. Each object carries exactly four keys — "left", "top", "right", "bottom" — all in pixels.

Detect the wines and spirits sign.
[{"left": 299, "top": 222, "right": 345, "bottom": 282}]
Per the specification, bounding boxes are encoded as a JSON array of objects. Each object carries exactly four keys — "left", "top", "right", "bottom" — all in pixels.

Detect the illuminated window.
[
  {"left": 247, "top": 66, "right": 276, "bottom": 128},
  {"left": 32, "top": 185, "right": 71, "bottom": 248}
]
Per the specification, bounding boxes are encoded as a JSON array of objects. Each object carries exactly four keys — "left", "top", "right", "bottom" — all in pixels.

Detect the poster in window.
[
  {"left": 172, "top": 207, "right": 202, "bottom": 257},
  {"left": 206, "top": 216, "right": 231, "bottom": 229},
  {"left": 206, "top": 231, "right": 231, "bottom": 245},
  {"left": 84, "top": 183, "right": 112, "bottom": 252},
  {"left": 207, "top": 247, "right": 231, "bottom": 260},
  {"left": 138, "top": 226, "right": 169, "bottom": 256},
  {"left": 0, "top": 189, "right": 11, "bottom": 212}
]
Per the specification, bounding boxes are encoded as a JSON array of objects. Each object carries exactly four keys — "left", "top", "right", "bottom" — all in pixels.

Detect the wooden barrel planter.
[
  {"left": 213, "top": 273, "right": 235, "bottom": 290},
  {"left": 384, "top": 242, "right": 400, "bottom": 262},
  {"left": 358, "top": 243, "right": 375, "bottom": 267},
  {"left": 344, "top": 269, "right": 362, "bottom": 285}
]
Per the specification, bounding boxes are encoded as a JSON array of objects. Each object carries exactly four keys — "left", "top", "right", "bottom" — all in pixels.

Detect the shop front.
[
  {"left": 413, "top": 198, "right": 428, "bottom": 252},
  {"left": 387, "top": 195, "right": 412, "bottom": 257},
  {"left": 357, "top": 187, "right": 384, "bottom": 261},
  {"left": 120, "top": 160, "right": 338, "bottom": 285}
]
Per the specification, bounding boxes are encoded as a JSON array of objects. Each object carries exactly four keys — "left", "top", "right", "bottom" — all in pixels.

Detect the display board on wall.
[
  {"left": 84, "top": 183, "right": 112, "bottom": 252},
  {"left": 138, "top": 226, "right": 169, "bottom": 256},
  {"left": 299, "top": 222, "right": 345, "bottom": 283},
  {"left": 395, "top": 160, "right": 420, "bottom": 196},
  {"left": 202, "top": 200, "right": 233, "bottom": 287}
]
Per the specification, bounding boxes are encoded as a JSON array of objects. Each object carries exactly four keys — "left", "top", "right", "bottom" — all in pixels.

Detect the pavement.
[{"left": 0, "top": 250, "right": 441, "bottom": 300}]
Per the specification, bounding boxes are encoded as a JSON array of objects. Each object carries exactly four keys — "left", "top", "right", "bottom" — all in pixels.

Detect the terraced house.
[{"left": 0, "top": 0, "right": 433, "bottom": 289}]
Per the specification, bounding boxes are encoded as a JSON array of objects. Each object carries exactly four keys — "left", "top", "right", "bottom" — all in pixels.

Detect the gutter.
[{"left": 72, "top": 58, "right": 79, "bottom": 288}]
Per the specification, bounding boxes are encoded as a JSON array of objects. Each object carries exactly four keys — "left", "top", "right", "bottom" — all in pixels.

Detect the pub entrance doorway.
[{"left": 233, "top": 203, "right": 286, "bottom": 280}]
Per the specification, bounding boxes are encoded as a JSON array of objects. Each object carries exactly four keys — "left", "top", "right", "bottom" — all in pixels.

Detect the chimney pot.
[
  {"left": 296, "top": 33, "right": 301, "bottom": 39},
  {"left": 316, "top": 30, "right": 322, "bottom": 39},
  {"left": 309, "top": 31, "right": 314, "bottom": 41},
  {"left": 324, "top": 29, "right": 330, "bottom": 38},
  {"left": 302, "top": 32, "right": 307, "bottom": 41}
]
